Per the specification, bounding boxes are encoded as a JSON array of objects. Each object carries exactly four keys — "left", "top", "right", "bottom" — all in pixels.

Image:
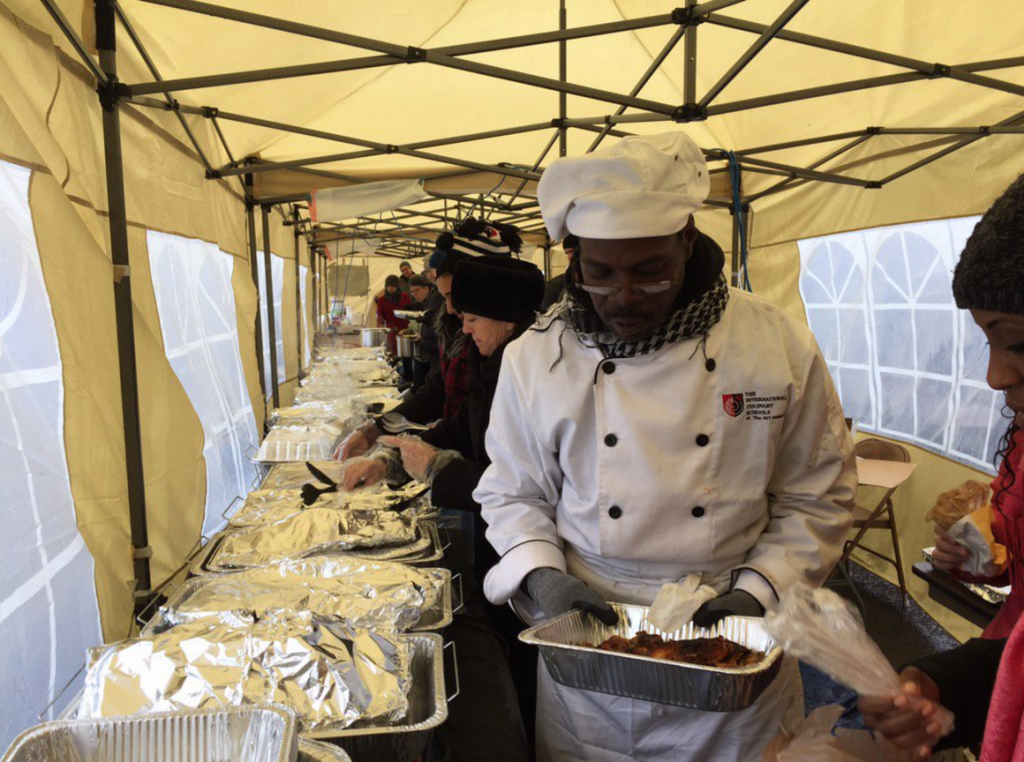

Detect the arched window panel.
[
  {"left": 799, "top": 233, "right": 877, "bottom": 430},
  {"left": 0, "top": 160, "right": 102, "bottom": 746},
  {"left": 147, "top": 232, "right": 260, "bottom": 536},
  {"left": 799, "top": 215, "right": 996, "bottom": 474}
]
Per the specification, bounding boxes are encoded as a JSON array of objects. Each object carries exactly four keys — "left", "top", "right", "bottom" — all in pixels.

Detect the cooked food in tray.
[{"left": 593, "top": 631, "right": 764, "bottom": 668}]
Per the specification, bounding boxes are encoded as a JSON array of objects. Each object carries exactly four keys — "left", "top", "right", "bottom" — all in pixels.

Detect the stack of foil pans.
[
  {"left": 144, "top": 559, "right": 453, "bottom": 633},
  {"left": 520, "top": 605, "right": 783, "bottom": 712},
  {"left": 254, "top": 425, "right": 348, "bottom": 464},
  {"left": 297, "top": 740, "right": 350, "bottom": 762},
  {"left": 2, "top": 705, "right": 297, "bottom": 762}
]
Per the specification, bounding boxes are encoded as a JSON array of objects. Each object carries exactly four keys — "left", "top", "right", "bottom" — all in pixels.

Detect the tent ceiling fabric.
[{"left": 21, "top": 0, "right": 1024, "bottom": 251}]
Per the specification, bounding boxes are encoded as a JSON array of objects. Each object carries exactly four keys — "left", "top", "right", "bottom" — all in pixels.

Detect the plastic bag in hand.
[
  {"left": 761, "top": 706, "right": 905, "bottom": 762},
  {"left": 765, "top": 584, "right": 954, "bottom": 737}
]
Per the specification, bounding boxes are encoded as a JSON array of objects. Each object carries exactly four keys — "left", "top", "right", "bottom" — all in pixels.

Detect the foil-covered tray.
[
  {"left": 205, "top": 510, "right": 423, "bottom": 572},
  {"left": 229, "top": 483, "right": 433, "bottom": 529},
  {"left": 297, "top": 739, "right": 351, "bottom": 762},
  {"left": 144, "top": 560, "right": 452, "bottom": 634},
  {"left": 191, "top": 522, "right": 444, "bottom": 577},
  {"left": 262, "top": 462, "right": 347, "bottom": 490},
  {"left": 921, "top": 547, "right": 1011, "bottom": 604},
  {"left": 520, "top": 605, "right": 783, "bottom": 712},
  {"left": 75, "top": 613, "right": 413, "bottom": 733},
  {"left": 3, "top": 706, "right": 298, "bottom": 762},
  {"left": 305, "top": 633, "right": 448, "bottom": 762}
]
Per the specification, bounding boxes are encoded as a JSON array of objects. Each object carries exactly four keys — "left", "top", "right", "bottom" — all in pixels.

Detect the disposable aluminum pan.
[
  {"left": 142, "top": 566, "right": 454, "bottom": 635},
  {"left": 190, "top": 522, "right": 443, "bottom": 577},
  {"left": 304, "top": 634, "right": 451, "bottom": 762},
  {"left": 520, "top": 604, "right": 783, "bottom": 712},
  {"left": 3, "top": 705, "right": 298, "bottom": 762},
  {"left": 297, "top": 740, "right": 350, "bottom": 762}
]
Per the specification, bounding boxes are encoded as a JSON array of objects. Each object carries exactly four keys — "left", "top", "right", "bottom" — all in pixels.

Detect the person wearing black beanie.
[
  {"left": 861, "top": 173, "right": 1024, "bottom": 762},
  {"left": 342, "top": 256, "right": 545, "bottom": 761}
]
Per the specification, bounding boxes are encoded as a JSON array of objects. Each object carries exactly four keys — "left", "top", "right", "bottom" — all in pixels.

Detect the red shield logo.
[{"left": 722, "top": 393, "right": 745, "bottom": 418}]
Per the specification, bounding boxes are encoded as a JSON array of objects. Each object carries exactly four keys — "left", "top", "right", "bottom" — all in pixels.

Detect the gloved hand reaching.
[
  {"left": 692, "top": 590, "right": 765, "bottom": 628},
  {"left": 525, "top": 568, "right": 619, "bottom": 626}
]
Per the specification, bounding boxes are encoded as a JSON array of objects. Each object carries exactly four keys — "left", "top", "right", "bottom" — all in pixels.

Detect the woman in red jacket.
[
  {"left": 860, "top": 173, "right": 1024, "bottom": 762},
  {"left": 375, "top": 274, "right": 411, "bottom": 356}
]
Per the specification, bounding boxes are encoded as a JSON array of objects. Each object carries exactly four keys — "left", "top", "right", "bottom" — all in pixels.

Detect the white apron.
[{"left": 535, "top": 547, "right": 802, "bottom": 762}]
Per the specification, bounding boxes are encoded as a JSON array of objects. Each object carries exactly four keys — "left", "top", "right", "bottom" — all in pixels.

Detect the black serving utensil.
[{"left": 301, "top": 461, "right": 340, "bottom": 506}]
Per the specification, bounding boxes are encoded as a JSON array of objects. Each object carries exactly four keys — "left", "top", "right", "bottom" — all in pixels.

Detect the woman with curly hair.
[{"left": 860, "top": 173, "right": 1024, "bottom": 762}]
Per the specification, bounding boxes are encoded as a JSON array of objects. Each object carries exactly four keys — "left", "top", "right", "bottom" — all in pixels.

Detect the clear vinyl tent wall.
[{"left": 2, "top": 0, "right": 1024, "bottom": 743}]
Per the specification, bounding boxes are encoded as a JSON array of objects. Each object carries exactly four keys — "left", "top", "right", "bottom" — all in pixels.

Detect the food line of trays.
[
  {"left": 4, "top": 338, "right": 808, "bottom": 762},
  {"left": 4, "top": 341, "right": 459, "bottom": 762}
]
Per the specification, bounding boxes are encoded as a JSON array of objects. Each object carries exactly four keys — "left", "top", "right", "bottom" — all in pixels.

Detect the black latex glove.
[
  {"left": 524, "top": 568, "right": 619, "bottom": 626},
  {"left": 692, "top": 589, "right": 765, "bottom": 629}
]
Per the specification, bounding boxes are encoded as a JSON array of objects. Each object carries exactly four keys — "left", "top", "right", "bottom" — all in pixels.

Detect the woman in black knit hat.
[{"left": 860, "top": 174, "right": 1024, "bottom": 762}]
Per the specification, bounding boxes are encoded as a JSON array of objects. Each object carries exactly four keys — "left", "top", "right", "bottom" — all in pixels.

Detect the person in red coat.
[
  {"left": 375, "top": 274, "right": 411, "bottom": 356},
  {"left": 859, "top": 173, "right": 1024, "bottom": 762}
]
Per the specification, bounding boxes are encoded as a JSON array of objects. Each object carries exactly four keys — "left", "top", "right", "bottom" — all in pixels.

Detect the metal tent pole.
[
  {"left": 94, "top": 0, "right": 152, "bottom": 611},
  {"left": 310, "top": 241, "right": 319, "bottom": 338},
  {"left": 261, "top": 205, "right": 281, "bottom": 409},
  {"left": 293, "top": 210, "right": 304, "bottom": 378},
  {"left": 244, "top": 174, "right": 267, "bottom": 408},
  {"left": 558, "top": 0, "right": 567, "bottom": 158}
]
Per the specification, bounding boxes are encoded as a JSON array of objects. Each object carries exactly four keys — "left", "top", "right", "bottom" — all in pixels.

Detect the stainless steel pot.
[
  {"left": 360, "top": 328, "right": 388, "bottom": 348},
  {"left": 396, "top": 334, "right": 418, "bottom": 358}
]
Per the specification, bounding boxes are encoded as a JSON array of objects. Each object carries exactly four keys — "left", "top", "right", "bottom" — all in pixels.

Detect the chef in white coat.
[{"left": 474, "top": 131, "right": 857, "bottom": 761}]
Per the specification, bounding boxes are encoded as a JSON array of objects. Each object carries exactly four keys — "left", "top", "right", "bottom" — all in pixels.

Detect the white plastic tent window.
[
  {"left": 299, "top": 263, "right": 310, "bottom": 368},
  {"left": 257, "top": 252, "right": 286, "bottom": 398},
  {"left": 147, "top": 231, "right": 260, "bottom": 535},
  {"left": 799, "top": 216, "right": 1004, "bottom": 473},
  {"left": 0, "top": 159, "right": 102, "bottom": 745}
]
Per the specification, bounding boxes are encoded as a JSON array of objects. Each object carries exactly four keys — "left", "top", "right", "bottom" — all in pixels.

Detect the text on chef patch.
[{"left": 722, "top": 392, "right": 787, "bottom": 421}]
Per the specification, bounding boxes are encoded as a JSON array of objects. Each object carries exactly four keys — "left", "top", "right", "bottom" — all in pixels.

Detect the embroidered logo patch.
[
  {"left": 722, "top": 393, "right": 745, "bottom": 417},
  {"left": 723, "top": 391, "right": 787, "bottom": 421}
]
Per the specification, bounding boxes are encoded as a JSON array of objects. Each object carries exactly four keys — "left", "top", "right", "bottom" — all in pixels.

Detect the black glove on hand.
[
  {"left": 692, "top": 590, "right": 765, "bottom": 629},
  {"left": 525, "top": 568, "right": 619, "bottom": 626}
]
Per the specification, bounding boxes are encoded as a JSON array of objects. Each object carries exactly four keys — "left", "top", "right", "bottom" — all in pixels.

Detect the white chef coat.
[
  {"left": 473, "top": 288, "right": 857, "bottom": 761},
  {"left": 477, "top": 287, "right": 856, "bottom": 617}
]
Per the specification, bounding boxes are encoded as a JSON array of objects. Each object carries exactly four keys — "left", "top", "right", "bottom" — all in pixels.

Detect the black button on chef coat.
[
  {"left": 705, "top": 358, "right": 716, "bottom": 372},
  {"left": 603, "top": 362, "right": 616, "bottom": 374},
  {"left": 608, "top": 505, "right": 622, "bottom": 519},
  {"left": 696, "top": 434, "right": 710, "bottom": 447},
  {"left": 604, "top": 434, "right": 618, "bottom": 447},
  {"left": 691, "top": 506, "right": 706, "bottom": 518}
]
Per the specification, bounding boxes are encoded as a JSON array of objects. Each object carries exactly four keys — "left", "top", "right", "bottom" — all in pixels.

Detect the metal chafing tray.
[
  {"left": 189, "top": 521, "right": 445, "bottom": 578},
  {"left": 5, "top": 705, "right": 298, "bottom": 762},
  {"left": 141, "top": 566, "right": 457, "bottom": 634},
  {"left": 519, "top": 604, "right": 783, "bottom": 712},
  {"left": 304, "top": 633, "right": 453, "bottom": 762},
  {"left": 297, "top": 740, "right": 350, "bottom": 762}
]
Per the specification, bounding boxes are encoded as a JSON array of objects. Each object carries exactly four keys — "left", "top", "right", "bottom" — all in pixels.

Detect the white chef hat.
[{"left": 537, "top": 131, "right": 710, "bottom": 241}]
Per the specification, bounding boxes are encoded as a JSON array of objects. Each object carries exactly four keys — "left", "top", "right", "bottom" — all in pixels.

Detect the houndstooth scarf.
[{"left": 554, "top": 274, "right": 730, "bottom": 359}]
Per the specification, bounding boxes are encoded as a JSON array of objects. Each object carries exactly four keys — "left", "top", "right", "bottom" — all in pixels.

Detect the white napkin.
[{"left": 648, "top": 573, "right": 718, "bottom": 632}]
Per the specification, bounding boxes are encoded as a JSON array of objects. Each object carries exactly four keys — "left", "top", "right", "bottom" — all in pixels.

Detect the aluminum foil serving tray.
[
  {"left": 922, "top": 547, "right": 1010, "bottom": 604},
  {"left": 297, "top": 739, "right": 350, "bottom": 762},
  {"left": 520, "top": 604, "right": 783, "bottom": 712},
  {"left": 190, "top": 522, "right": 444, "bottom": 578},
  {"left": 143, "top": 564, "right": 454, "bottom": 634},
  {"left": 4, "top": 705, "right": 297, "bottom": 762},
  {"left": 304, "top": 633, "right": 448, "bottom": 762}
]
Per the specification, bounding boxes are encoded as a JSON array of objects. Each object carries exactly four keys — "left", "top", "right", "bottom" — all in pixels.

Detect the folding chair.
[{"left": 841, "top": 438, "right": 912, "bottom": 605}]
